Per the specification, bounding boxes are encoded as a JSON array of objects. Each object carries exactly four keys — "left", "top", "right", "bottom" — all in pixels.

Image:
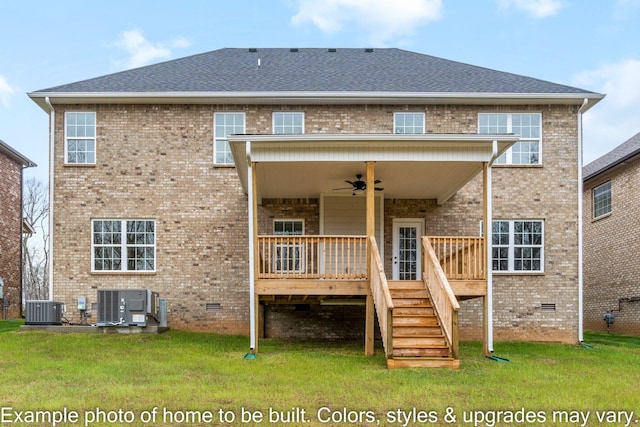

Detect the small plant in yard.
[{"left": 0, "top": 321, "right": 638, "bottom": 426}]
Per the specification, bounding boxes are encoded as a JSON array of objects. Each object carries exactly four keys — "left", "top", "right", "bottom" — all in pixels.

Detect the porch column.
[
  {"left": 483, "top": 159, "right": 494, "bottom": 356},
  {"left": 365, "top": 161, "right": 375, "bottom": 356},
  {"left": 247, "top": 142, "right": 259, "bottom": 354}
]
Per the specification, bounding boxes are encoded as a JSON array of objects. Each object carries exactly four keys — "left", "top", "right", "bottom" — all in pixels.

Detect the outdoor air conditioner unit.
[
  {"left": 25, "top": 301, "right": 64, "bottom": 325},
  {"left": 96, "top": 289, "right": 158, "bottom": 327}
]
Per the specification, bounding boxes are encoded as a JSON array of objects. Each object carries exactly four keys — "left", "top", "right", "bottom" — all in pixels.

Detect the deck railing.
[
  {"left": 369, "top": 236, "right": 394, "bottom": 358},
  {"left": 428, "top": 236, "right": 486, "bottom": 281},
  {"left": 422, "top": 236, "right": 460, "bottom": 359},
  {"left": 258, "top": 235, "right": 367, "bottom": 279}
]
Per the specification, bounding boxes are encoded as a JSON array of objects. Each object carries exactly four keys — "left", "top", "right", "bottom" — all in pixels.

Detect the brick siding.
[
  {"left": 0, "top": 152, "right": 23, "bottom": 318},
  {"left": 51, "top": 103, "right": 580, "bottom": 343},
  {"left": 584, "top": 156, "right": 640, "bottom": 336}
]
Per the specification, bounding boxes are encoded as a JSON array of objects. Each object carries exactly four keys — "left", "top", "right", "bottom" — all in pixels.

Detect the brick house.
[
  {"left": 29, "top": 48, "right": 603, "bottom": 367},
  {"left": 583, "top": 131, "right": 640, "bottom": 336},
  {"left": 0, "top": 139, "right": 36, "bottom": 318}
]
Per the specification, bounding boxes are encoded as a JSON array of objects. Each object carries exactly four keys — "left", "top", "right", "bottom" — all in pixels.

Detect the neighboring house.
[
  {"left": 0, "top": 139, "right": 36, "bottom": 318},
  {"left": 583, "top": 131, "right": 640, "bottom": 336},
  {"left": 28, "top": 48, "right": 603, "bottom": 368}
]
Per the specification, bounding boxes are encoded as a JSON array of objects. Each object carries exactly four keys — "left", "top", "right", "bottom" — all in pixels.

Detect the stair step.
[
  {"left": 394, "top": 306, "right": 435, "bottom": 316},
  {"left": 390, "top": 289, "right": 429, "bottom": 299},
  {"left": 393, "top": 325, "right": 442, "bottom": 336},
  {"left": 388, "top": 357, "right": 460, "bottom": 369},
  {"left": 387, "top": 281, "right": 424, "bottom": 290},
  {"left": 393, "top": 316, "right": 439, "bottom": 327},
  {"left": 393, "top": 346, "right": 451, "bottom": 357},
  {"left": 393, "top": 298, "right": 432, "bottom": 307},
  {"left": 393, "top": 336, "right": 447, "bottom": 347}
]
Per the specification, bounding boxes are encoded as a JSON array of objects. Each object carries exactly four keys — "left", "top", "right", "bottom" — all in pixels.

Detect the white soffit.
[{"left": 229, "top": 134, "right": 515, "bottom": 203}]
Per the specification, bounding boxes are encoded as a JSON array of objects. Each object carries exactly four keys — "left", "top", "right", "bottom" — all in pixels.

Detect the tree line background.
[{"left": 23, "top": 177, "right": 49, "bottom": 303}]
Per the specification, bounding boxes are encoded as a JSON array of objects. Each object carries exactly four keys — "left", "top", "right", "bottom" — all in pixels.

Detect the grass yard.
[{"left": 0, "top": 320, "right": 638, "bottom": 426}]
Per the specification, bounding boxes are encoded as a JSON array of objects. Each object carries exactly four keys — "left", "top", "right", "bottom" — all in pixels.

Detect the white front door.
[{"left": 392, "top": 219, "right": 423, "bottom": 280}]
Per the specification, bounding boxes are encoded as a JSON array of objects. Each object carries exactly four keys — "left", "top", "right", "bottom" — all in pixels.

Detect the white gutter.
[
  {"left": 44, "top": 97, "right": 55, "bottom": 301},
  {"left": 28, "top": 91, "right": 605, "bottom": 110},
  {"left": 486, "top": 140, "right": 499, "bottom": 353},
  {"left": 577, "top": 98, "right": 589, "bottom": 343},
  {"left": 229, "top": 133, "right": 519, "bottom": 144},
  {"left": 246, "top": 141, "right": 256, "bottom": 352}
]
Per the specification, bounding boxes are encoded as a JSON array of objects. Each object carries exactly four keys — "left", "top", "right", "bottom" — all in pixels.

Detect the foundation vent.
[
  {"left": 541, "top": 303, "right": 556, "bottom": 312},
  {"left": 206, "top": 303, "right": 222, "bottom": 312}
]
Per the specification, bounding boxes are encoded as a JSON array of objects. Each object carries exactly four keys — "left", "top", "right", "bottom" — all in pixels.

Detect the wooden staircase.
[{"left": 386, "top": 280, "right": 460, "bottom": 369}]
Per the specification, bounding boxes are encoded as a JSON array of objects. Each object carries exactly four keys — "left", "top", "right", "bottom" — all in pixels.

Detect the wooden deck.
[
  {"left": 255, "top": 235, "right": 487, "bottom": 369},
  {"left": 257, "top": 235, "right": 486, "bottom": 299}
]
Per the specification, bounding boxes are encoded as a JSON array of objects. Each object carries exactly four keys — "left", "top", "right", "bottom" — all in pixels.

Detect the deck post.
[{"left": 365, "top": 161, "right": 375, "bottom": 356}]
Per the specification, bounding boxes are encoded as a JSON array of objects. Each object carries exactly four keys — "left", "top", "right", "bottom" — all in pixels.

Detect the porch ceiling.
[{"left": 229, "top": 134, "right": 518, "bottom": 204}]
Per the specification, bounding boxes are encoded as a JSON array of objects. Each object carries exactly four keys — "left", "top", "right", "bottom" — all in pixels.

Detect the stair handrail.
[
  {"left": 368, "top": 236, "right": 394, "bottom": 358},
  {"left": 422, "top": 236, "right": 460, "bottom": 359}
]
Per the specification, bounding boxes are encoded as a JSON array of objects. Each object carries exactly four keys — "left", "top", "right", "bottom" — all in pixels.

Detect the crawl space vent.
[
  {"left": 206, "top": 303, "right": 222, "bottom": 312},
  {"left": 541, "top": 303, "right": 556, "bottom": 312}
]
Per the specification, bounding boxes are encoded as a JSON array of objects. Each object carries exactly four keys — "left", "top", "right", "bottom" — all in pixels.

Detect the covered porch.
[{"left": 229, "top": 133, "right": 517, "bottom": 368}]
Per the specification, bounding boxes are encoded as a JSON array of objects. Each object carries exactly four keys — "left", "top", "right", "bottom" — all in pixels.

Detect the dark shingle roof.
[
  {"left": 33, "top": 48, "right": 598, "bottom": 95},
  {"left": 0, "top": 138, "right": 36, "bottom": 167},
  {"left": 584, "top": 131, "right": 640, "bottom": 181}
]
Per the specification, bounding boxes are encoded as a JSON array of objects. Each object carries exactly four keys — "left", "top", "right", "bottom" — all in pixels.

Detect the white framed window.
[
  {"left": 394, "top": 112, "right": 425, "bottom": 134},
  {"left": 92, "top": 219, "right": 155, "bottom": 272},
  {"left": 65, "top": 112, "right": 96, "bottom": 164},
  {"left": 273, "top": 112, "right": 304, "bottom": 134},
  {"left": 214, "top": 112, "right": 245, "bottom": 164},
  {"left": 479, "top": 113, "right": 541, "bottom": 165},
  {"left": 593, "top": 181, "right": 612, "bottom": 218},
  {"left": 492, "top": 220, "right": 544, "bottom": 273},
  {"left": 273, "top": 219, "right": 304, "bottom": 273}
]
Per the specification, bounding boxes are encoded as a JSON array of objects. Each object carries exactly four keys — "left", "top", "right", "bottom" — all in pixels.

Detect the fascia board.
[{"left": 28, "top": 91, "right": 605, "bottom": 111}]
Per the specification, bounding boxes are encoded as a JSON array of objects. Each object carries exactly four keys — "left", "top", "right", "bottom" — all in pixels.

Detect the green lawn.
[{"left": 1, "top": 320, "right": 638, "bottom": 426}]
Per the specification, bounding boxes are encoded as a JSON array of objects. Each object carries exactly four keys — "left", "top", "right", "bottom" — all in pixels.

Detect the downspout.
[
  {"left": 19, "top": 165, "right": 24, "bottom": 317},
  {"left": 486, "top": 140, "right": 499, "bottom": 353},
  {"left": 246, "top": 141, "right": 256, "bottom": 353},
  {"left": 577, "top": 98, "right": 589, "bottom": 343},
  {"left": 44, "top": 97, "right": 55, "bottom": 301}
]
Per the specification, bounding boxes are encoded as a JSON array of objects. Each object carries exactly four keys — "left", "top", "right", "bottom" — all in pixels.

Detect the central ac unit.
[
  {"left": 25, "top": 301, "right": 64, "bottom": 325},
  {"left": 97, "top": 289, "right": 158, "bottom": 327}
]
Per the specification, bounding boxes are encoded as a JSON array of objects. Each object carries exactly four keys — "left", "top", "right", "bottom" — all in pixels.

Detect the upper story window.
[
  {"left": 65, "top": 112, "right": 96, "bottom": 164},
  {"left": 479, "top": 113, "right": 541, "bottom": 165},
  {"left": 394, "top": 112, "right": 425, "bottom": 134},
  {"left": 492, "top": 220, "right": 544, "bottom": 273},
  {"left": 214, "top": 112, "right": 245, "bottom": 164},
  {"left": 273, "top": 112, "right": 304, "bottom": 134},
  {"left": 593, "top": 181, "right": 612, "bottom": 219},
  {"left": 92, "top": 219, "right": 155, "bottom": 272}
]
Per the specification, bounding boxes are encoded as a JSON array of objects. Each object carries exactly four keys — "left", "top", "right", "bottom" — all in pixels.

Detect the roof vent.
[
  {"left": 248, "top": 48, "right": 257, "bottom": 53},
  {"left": 364, "top": 48, "right": 374, "bottom": 53},
  {"left": 290, "top": 48, "right": 299, "bottom": 52},
  {"left": 328, "top": 48, "right": 337, "bottom": 53}
]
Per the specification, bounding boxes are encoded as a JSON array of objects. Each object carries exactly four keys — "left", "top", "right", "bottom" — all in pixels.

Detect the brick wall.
[
  {"left": 0, "top": 152, "right": 23, "bottom": 318},
  {"left": 583, "top": 156, "right": 640, "bottom": 336},
  {"left": 51, "top": 103, "right": 580, "bottom": 343},
  {"left": 264, "top": 304, "right": 371, "bottom": 340},
  {"left": 52, "top": 105, "right": 250, "bottom": 332}
]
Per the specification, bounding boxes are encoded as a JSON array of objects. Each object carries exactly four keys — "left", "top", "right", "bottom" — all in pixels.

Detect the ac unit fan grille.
[{"left": 98, "top": 290, "right": 120, "bottom": 324}]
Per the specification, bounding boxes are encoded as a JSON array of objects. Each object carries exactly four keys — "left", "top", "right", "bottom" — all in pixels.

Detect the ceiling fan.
[{"left": 333, "top": 174, "right": 384, "bottom": 195}]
